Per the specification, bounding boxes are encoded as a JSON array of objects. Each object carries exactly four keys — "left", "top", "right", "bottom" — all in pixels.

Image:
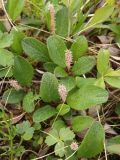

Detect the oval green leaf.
[
  {"left": 11, "top": 29, "right": 25, "bottom": 55},
  {"left": 56, "top": 6, "right": 68, "bottom": 37},
  {"left": 85, "top": 5, "right": 114, "bottom": 29},
  {"left": 72, "top": 56, "right": 96, "bottom": 76},
  {"left": 71, "top": 36, "right": 88, "bottom": 61},
  {"left": 40, "top": 72, "right": 59, "bottom": 102},
  {"left": 77, "top": 122, "right": 105, "bottom": 158},
  {"left": 72, "top": 116, "right": 95, "bottom": 132},
  {"left": 0, "top": 31, "right": 13, "bottom": 48},
  {"left": 33, "top": 105, "right": 57, "bottom": 123},
  {"left": 97, "top": 49, "right": 110, "bottom": 75},
  {"left": 105, "top": 77, "right": 120, "bottom": 88},
  {"left": 22, "top": 37, "right": 50, "bottom": 62},
  {"left": 43, "top": 62, "right": 57, "bottom": 73},
  {"left": 2, "top": 89, "right": 25, "bottom": 104},
  {"left": 7, "top": 0, "right": 25, "bottom": 20},
  {"left": 23, "top": 92, "right": 35, "bottom": 113},
  {"left": 76, "top": 77, "right": 96, "bottom": 88},
  {"left": 47, "top": 35, "right": 67, "bottom": 67},
  {"left": 13, "top": 56, "right": 34, "bottom": 86},
  {"left": 0, "top": 49, "right": 14, "bottom": 67},
  {"left": 57, "top": 104, "right": 70, "bottom": 116},
  {"left": 67, "top": 85, "right": 108, "bottom": 110},
  {"left": 54, "top": 66, "right": 68, "bottom": 78}
]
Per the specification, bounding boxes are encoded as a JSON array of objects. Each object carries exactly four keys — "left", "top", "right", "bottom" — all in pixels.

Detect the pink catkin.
[
  {"left": 65, "top": 49, "right": 73, "bottom": 71},
  {"left": 70, "top": 142, "right": 78, "bottom": 151},
  {"left": 58, "top": 84, "right": 67, "bottom": 103},
  {"left": 49, "top": 4, "right": 55, "bottom": 34}
]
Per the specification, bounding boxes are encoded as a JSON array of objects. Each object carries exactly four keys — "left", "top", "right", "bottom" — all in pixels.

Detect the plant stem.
[
  {"left": 96, "top": 108, "right": 108, "bottom": 160},
  {"left": 52, "top": 103, "right": 64, "bottom": 128},
  {"left": 68, "top": 0, "right": 71, "bottom": 37}
]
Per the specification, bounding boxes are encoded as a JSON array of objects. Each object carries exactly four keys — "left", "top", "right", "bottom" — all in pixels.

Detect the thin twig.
[
  {"left": 18, "top": 23, "right": 74, "bottom": 42},
  {"left": 65, "top": 150, "right": 78, "bottom": 160},
  {"left": 0, "top": 67, "right": 12, "bottom": 94},
  {"left": 31, "top": 145, "right": 69, "bottom": 160},
  {"left": 20, "top": 150, "right": 39, "bottom": 160},
  {"left": 40, "top": 130, "right": 60, "bottom": 142},
  {"left": 36, "top": 69, "right": 44, "bottom": 74},
  {"left": 1, "top": 0, "right": 18, "bottom": 31},
  {"left": 96, "top": 108, "right": 108, "bottom": 160},
  {"left": 52, "top": 103, "right": 64, "bottom": 128},
  {"left": 81, "top": 0, "right": 91, "bottom": 10},
  {"left": 18, "top": 23, "right": 51, "bottom": 34}
]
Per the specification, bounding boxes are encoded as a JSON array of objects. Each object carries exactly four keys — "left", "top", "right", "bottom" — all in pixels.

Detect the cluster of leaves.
[{"left": 1, "top": 0, "right": 120, "bottom": 159}]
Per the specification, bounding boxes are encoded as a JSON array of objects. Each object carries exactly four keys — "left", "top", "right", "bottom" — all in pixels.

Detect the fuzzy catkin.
[
  {"left": 58, "top": 84, "right": 67, "bottom": 103},
  {"left": 65, "top": 49, "right": 73, "bottom": 71},
  {"left": 49, "top": 4, "right": 55, "bottom": 34}
]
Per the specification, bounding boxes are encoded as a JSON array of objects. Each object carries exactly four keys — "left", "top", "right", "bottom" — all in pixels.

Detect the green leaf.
[
  {"left": 72, "top": 116, "right": 95, "bottom": 132},
  {"left": 107, "top": 136, "right": 120, "bottom": 154},
  {"left": 107, "top": 135, "right": 120, "bottom": 145},
  {"left": 0, "top": 67, "right": 13, "bottom": 78},
  {"left": 47, "top": 35, "right": 67, "bottom": 67},
  {"left": 16, "top": 121, "right": 34, "bottom": 140},
  {"left": 33, "top": 123, "right": 41, "bottom": 131},
  {"left": 22, "top": 127, "right": 34, "bottom": 140},
  {"left": 54, "top": 66, "right": 68, "bottom": 78},
  {"left": 0, "top": 23, "right": 6, "bottom": 32},
  {"left": 85, "top": 5, "right": 114, "bottom": 29},
  {"left": 40, "top": 72, "right": 59, "bottom": 102},
  {"left": 105, "top": 77, "right": 120, "bottom": 88},
  {"left": 67, "top": 85, "right": 108, "bottom": 110},
  {"left": 43, "top": 62, "right": 56, "bottom": 73},
  {"left": 72, "top": 56, "right": 96, "bottom": 76},
  {"left": 57, "top": 104, "right": 70, "bottom": 116},
  {"left": 70, "top": 0, "right": 83, "bottom": 13},
  {"left": 65, "top": 144, "right": 78, "bottom": 160},
  {"left": 16, "top": 121, "right": 31, "bottom": 134},
  {"left": 45, "top": 129, "right": 59, "bottom": 146},
  {"left": 7, "top": 0, "right": 25, "bottom": 20},
  {"left": 97, "top": 49, "right": 110, "bottom": 75},
  {"left": 61, "top": 0, "right": 83, "bottom": 13},
  {"left": 55, "top": 142, "right": 65, "bottom": 157},
  {"left": 95, "top": 77, "right": 105, "bottom": 89},
  {"left": 72, "top": 11, "right": 85, "bottom": 34},
  {"left": 22, "top": 37, "right": 50, "bottom": 62},
  {"left": 0, "top": 31, "right": 13, "bottom": 48},
  {"left": 76, "top": 77, "right": 96, "bottom": 88},
  {"left": 23, "top": 92, "right": 35, "bottom": 113},
  {"left": 71, "top": 36, "right": 88, "bottom": 61},
  {"left": 59, "top": 128, "right": 75, "bottom": 141},
  {"left": 50, "top": 0, "right": 59, "bottom": 5},
  {"left": 77, "top": 122, "right": 105, "bottom": 158},
  {"left": 59, "top": 77, "right": 76, "bottom": 92},
  {"left": 0, "top": 49, "right": 14, "bottom": 67},
  {"left": 2, "top": 89, "right": 25, "bottom": 104},
  {"left": 56, "top": 6, "right": 68, "bottom": 37},
  {"left": 106, "top": 0, "right": 115, "bottom": 5},
  {"left": 33, "top": 105, "right": 57, "bottom": 123},
  {"left": 105, "top": 69, "right": 120, "bottom": 77},
  {"left": 15, "top": 146, "right": 25, "bottom": 157},
  {"left": 53, "top": 120, "right": 66, "bottom": 131},
  {"left": 13, "top": 56, "right": 34, "bottom": 86},
  {"left": 11, "top": 29, "right": 25, "bottom": 54},
  {"left": 109, "top": 24, "right": 120, "bottom": 34},
  {"left": 107, "top": 144, "right": 120, "bottom": 155}
]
